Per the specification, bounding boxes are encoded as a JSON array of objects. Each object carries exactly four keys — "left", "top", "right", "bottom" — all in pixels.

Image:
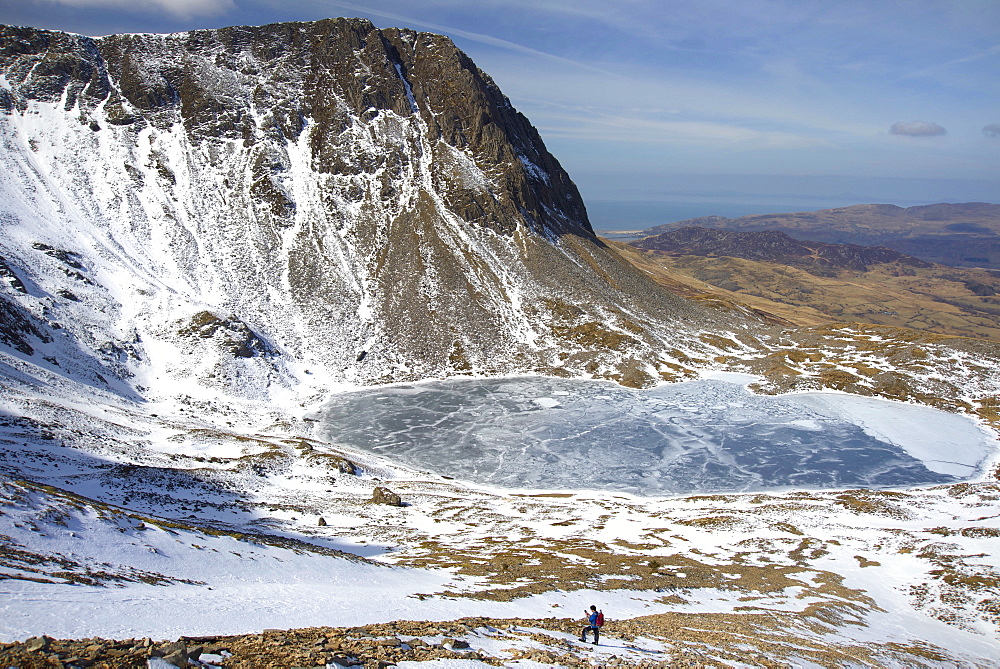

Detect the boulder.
[
  {"left": 371, "top": 486, "right": 403, "bottom": 506},
  {"left": 157, "top": 641, "right": 186, "bottom": 657},
  {"left": 162, "top": 649, "right": 189, "bottom": 666}
]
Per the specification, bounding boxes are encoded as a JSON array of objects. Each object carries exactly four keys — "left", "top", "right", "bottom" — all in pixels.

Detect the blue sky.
[{"left": 3, "top": 0, "right": 998, "bottom": 227}]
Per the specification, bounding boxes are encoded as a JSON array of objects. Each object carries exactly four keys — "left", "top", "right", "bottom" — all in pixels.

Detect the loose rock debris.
[{"left": 0, "top": 612, "right": 970, "bottom": 668}]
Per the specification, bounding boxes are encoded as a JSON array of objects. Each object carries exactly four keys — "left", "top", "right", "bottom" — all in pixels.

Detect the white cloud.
[
  {"left": 490, "top": 54, "right": 877, "bottom": 142},
  {"left": 42, "top": 0, "right": 235, "bottom": 19},
  {"left": 524, "top": 100, "right": 834, "bottom": 151},
  {"left": 984, "top": 124, "right": 1000, "bottom": 138},
  {"left": 889, "top": 121, "right": 946, "bottom": 137}
]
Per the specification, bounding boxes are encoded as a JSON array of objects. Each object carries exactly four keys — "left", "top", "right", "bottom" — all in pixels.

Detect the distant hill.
[
  {"left": 612, "top": 231, "right": 1000, "bottom": 341},
  {"left": 639, "top": 203, "right": 1000, "bottom": 268},
  {"left": 630, "top": 226, "right": 931, "bottom": 275}
]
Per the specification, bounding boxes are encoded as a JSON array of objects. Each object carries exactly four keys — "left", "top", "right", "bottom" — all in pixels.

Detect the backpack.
[{"left": 595, "top": 611, "right": 604, "bottom": 627}]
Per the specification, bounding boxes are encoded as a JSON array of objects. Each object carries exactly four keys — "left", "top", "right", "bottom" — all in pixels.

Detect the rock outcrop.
[
  {"left": 0, "top": 19, "right": 741, "bottom": 402},
  {"left": 371, "top": 486, "right": 403, "bottom": 506}
]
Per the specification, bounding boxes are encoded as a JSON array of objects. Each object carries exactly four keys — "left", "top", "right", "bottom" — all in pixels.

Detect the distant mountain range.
[
  {"left": 631, "top": 226, "right": 931, "bottom": 275},
  {"left": 618, "top": 225, "right": 1000, "bottom": 342},
  {"left": 638, "top": 203, "right": 1000, "bottom": 269}
]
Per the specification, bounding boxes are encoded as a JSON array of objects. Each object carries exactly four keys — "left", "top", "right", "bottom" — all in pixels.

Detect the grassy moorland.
[{"left": 611, "top": 241, "right": 1000, "bottom": 342}]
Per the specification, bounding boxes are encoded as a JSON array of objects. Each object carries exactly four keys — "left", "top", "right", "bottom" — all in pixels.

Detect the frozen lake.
[{"left": 318, "top": 375, "right": 996, "bottom": 496}]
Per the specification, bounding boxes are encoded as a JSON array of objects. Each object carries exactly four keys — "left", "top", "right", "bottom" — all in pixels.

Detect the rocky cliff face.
[{"left": 0, "top": 19, "right": 742, "bottom": 404}]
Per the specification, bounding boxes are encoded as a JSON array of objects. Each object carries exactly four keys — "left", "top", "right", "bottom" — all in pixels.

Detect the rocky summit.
[{"left": 0, "top": 19, "right": 743, "bottom": 403}]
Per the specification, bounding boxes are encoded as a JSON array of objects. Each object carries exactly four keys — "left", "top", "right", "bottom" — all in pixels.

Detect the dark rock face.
[
  {"left": 372, "top": 486, "right": 402, "bottom": 506},
  {"left": 0, "top": 295, "right": 50, "bottom": 355},
  {"left": 632, "top": 226, "right": 932, "bottom": 273},
  {"left": 0, "top": 19, "right": 733, "bottom": 393},
  {"left": 0, "top": 19, "right": 587, "bottom": 237},
  {"left": 0, "top": 256, "right": 27, "bottom": 294},
  {"left": 0, "top": 26, "right": 112, "bottom": 110}
]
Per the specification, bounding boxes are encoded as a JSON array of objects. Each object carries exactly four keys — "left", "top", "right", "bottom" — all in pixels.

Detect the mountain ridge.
[
  {"left": 0, "top": 19, "right": 745, "bottom": 405},
  {"left": 639, "top": 202, "right": 1000, "bottom": 268},
  {"left": 631, "top": 225, "right": 932, "bottom": 274}
]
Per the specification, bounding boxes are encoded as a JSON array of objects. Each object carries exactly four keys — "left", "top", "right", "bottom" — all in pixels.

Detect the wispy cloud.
[
  {"left": 7, "top": 0, "right": 997, "bottom": 192},
  {"left": 539, "top": 113, "right": 831, "bottom": 150},
  {"left": 902, "top": 43, "right": 1000, "bottom": 80},
  {"left": 39, "top": 0, "right": 235, "bottom": 19},
  {"left": 497, "top": 59, "right": 878, "bottom": 141},
  {"left": 890, "top": 121, "right": 946, "bottom": 137},
  {"left": 516, "top": 95, "right": 835, "bottom": 151},
  {"left": 301, "top": 0, "right": 616, "bottom": 76}
]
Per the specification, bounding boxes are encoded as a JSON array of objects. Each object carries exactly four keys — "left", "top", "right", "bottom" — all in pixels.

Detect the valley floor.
[
  {"left": 2, "top": 357, "right": 1000, "bottom": 666},
  {"left": 2, "top": 465, "right": 1000, "bottom": 666}
]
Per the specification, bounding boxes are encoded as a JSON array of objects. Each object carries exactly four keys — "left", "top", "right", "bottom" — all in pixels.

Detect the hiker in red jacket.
[{"left": 580, "top": 605, "right": 604, "bottom": 644}]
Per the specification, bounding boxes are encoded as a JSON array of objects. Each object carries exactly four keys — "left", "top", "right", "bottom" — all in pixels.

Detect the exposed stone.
[
  {"left": 175, "top": 311, "right": 273, "bottom": 359},
  {"left": 0, "top": 294, "right": 52, "bottom": 355},
  {"left": 162, "top": 649, "right": 189, "bottom": 666},
  {"left": 371, "top": 486, "right": 403, "bottom": 506},
  {"left": 331, "top": 456, "right": 358, "bottom": 476},
  {"left": 157, "top": 641, "right": 186, "bottom": 657}
]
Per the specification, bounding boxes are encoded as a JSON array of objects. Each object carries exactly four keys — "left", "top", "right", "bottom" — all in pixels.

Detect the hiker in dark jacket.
[{"left": 580, "top": 604, "right": 603, "bottom": 644}]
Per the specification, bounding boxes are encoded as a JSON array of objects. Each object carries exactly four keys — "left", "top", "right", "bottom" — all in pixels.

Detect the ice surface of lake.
[{"left": 318, "top": 375, "right": 996, "bottom": 495}]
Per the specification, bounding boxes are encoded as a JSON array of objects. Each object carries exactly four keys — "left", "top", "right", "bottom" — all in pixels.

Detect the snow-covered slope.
[{"left": 0, "top": 19, "right": 742, "bottom": 413}]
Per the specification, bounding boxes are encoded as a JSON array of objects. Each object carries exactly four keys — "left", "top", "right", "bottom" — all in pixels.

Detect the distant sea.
[
  {"left": 586, "top": 198, "right": 857, "bottom": 233},
  {"left": 584, "top": 173, "right": 999, "bottom": 233}
]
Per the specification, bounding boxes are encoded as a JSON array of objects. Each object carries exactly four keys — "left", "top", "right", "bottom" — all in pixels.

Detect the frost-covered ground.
[{"left": 2, "top": 370, "right": 1000, "bottom": 665}]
